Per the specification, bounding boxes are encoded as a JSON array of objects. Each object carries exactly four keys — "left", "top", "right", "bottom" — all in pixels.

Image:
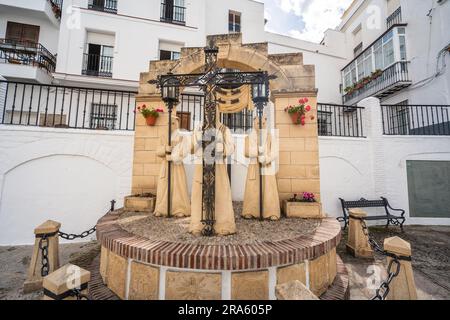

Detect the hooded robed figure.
[
  {"left": 242, "top": 115, "right": 281, "bottom": 220},
  {"left": 154, "top": 116, "right": 191, "bottom": 218}
]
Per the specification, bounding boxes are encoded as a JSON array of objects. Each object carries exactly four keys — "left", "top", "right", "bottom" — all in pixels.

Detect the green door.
[{"left": 407, "top": 161, "right": 450, "bottom": 218}]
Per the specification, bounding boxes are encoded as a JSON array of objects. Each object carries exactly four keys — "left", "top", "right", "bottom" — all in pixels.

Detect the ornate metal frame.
[{"left": 150, "top": 41, "right": 273, "bottom": 236}]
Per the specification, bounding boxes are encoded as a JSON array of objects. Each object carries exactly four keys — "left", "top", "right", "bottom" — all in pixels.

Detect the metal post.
[
  {"left": 167, "top": 102, "right": 173, "bottom": 218},
  {"left": 257, "top": 104, "right": 264, "bottom": 221}
]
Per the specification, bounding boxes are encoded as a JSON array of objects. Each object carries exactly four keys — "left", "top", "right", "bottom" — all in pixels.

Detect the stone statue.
[
  {"left": 154, "top": 116, "right": 191, "bottom": 218},
  {"left": 189, "top": 122, "right": 236, "bottom": 236},
  {"left": 242, "top": 116, "right": 281, "bottom": 220}
]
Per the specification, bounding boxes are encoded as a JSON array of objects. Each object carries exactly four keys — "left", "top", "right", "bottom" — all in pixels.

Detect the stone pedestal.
[
  {"left": 346, "top": 209, "right": 374, "bottom": 258},
  {"left": 24, "top": 220, "right": 61, "bottom": 293},
  {"left": 384, "top": 237, "right": 417, "bottom": 300},
  {"left": 43, "top": 264, "right": 91, "bottom": 300}
]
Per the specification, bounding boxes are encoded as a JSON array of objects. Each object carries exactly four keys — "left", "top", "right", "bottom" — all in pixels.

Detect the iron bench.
[{"left": 338, "top": 197, "right": 406, "bottom": 231}]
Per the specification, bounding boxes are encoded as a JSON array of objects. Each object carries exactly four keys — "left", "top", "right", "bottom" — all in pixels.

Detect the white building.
[{"left": 0, "top": 0, "right": 449, "bottom": 245}]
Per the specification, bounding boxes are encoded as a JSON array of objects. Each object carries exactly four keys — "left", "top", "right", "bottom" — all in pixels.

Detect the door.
[
  {"left": 86, "top": 44, "right": 101, "bottom": 74},
  {"left": 407, "top": 160, "right": 450, "bottom": 218},
  {"left": 6, "top": 22, "right": 40, "bottom": 45}
]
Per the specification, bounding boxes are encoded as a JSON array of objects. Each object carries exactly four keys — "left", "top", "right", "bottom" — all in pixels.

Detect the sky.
[{"left": 262, "top": 0, "right": 354, "bottom": 43}]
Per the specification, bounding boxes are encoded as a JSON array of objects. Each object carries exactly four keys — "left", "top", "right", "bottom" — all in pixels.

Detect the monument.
[{"left": 94, "top": 34, "right": 348, "bottom": 300}]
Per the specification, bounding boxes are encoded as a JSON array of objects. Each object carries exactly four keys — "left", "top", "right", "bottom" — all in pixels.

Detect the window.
[
  {"left": 318, "top": 111, "right": 332, "bottom": 136},
  {"left": 88, "top": 0, "right": 118, "bottom": 14},
  {"left": 363, "top": 50, "right": 373, "bottom": 78},
  {"left": 6, "top": 22, "right": 40, "bottom": 44},
  {"left": 161, "top": 0, "right": 186, "bottom": 24},
  {"left": 382, "top": 30, "right": 395, "bottom": 67},
  {"left": 83, "top": 44, "right": 114, "bottom": 77},
  {"left": 353, "top": 42, "right": 363, "bottom": 56},
  {"left": 374, "top": 40, "right": 383, "bottom": 70},
  {"left": 90, "top": 104, "right": 117, "bottom": 129},
  {"left": 398, "top": 28, "right": 407, "bottom": 61},
  {"left": 160, "top": 50, "right": 180, "bottom": 61},
  {"left": 229, "top": 11, "right": 241, "bottom": 33}
]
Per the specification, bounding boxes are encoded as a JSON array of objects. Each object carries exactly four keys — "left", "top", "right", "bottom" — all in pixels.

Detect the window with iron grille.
[
  {"left": 318, "top": 111, "right": 332, "bottom": 136},
  {"left": 90, "top": 103, "right": 117, "bottom": 130}
]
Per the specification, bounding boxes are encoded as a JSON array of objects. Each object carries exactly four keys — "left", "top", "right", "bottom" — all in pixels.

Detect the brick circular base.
[{"left": 96, "top": 210, "right": 342, "bottom": 300}]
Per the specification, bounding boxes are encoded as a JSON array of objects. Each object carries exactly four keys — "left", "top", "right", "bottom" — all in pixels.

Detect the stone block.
[
  {"left": 291, "top": 179, "right": 321, "bottom": 194},
  {"left": 279, "top": 138, "right": 305, "bottom": 152},
  {"left": 134, "top": 151, "right": 156, "bottom": 164},
  {"left": 277, "top": 263, "right": 306, "bottom": 285},
  {"left": 276, "top": 280, "right": 319, "bottom": 300},
  {"left": 346, "top": 209, "right": 374, "bottom": 259},
  {"left": 277, "top": 179, "right": 292, "bottom": 193},
  {"left": 107, "top": 251, "right": 128, "bottom": 300},
  {"left": 165, "top": 271, "right": 222, "bottom": 300},
  {"left": 291, "top": 151, "right": 319, "bottom": 165},
  {"left": 309, "top": 253, "right": 329, "bottom": 297},
  {"left": 128, "top": 261, "right": 159, "bottom": 300},
  {"left": 231, "top": 271, "right": 269, "bottom": 300},
  {"left": 100, "top": 246, "right": 109, "bottom": 285},
  {"left": 278, "top": 165, "right": 306, "bottom": 179},
  {"left": 124, "top": 195, "right": 156, "bottom": 213},
  {"left": 283, "top": 201, "right": 323, "bottom": 219},
  {"left": 43, "top": 264, "right": 90, "bottom": 300}
]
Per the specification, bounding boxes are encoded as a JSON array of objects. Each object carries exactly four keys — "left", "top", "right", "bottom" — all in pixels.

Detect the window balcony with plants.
[{"left": 341, "top": 26, "right": 411, "bottom": 105}]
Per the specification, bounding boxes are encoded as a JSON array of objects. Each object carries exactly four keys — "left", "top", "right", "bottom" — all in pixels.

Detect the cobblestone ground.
[
  {"left": 337, "top": 225, "right": 450, "bottom": 300},
  {"left": 0, "top": 226, "right": 449, "bottom": 300},
  {"left": 0, "top": 241, "right": 99, "bottom": 300}
]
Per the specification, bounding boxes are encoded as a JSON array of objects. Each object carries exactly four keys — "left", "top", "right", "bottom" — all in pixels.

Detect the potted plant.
[
  {"left": 283, "top": 192, "right": 323, "bottom": 219},
  {"left": 284, "top": 98, "right": 312, "bottom": 125},
  {"left": 135, "top": 105, "right": 164, "bottom": 126},
  {"left": 124, "top": 193, "right": 156, "bottom": 213}
]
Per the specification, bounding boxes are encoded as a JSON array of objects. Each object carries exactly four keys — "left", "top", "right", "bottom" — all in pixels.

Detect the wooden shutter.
[{"left": 5, "top": 22, "right": 40, "bottom": 43}]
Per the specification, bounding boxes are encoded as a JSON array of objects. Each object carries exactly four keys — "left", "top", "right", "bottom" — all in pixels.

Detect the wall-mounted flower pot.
[
  {"left": 290, "top": 112, "right": 304, "bottom": 125},
  {"left": 146, "top": 116, "right": 157, "bottom": 126},
  {"left": 282, "top": 200, "right": 323, "bottom": 219},
  {"left": 124, "top": 194, "right": 156, "bottom": 213}
]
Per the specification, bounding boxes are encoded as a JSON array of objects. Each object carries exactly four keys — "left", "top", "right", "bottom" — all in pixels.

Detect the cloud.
[{"left": 272, "top": 0, "right": 353, "bottom": 43}]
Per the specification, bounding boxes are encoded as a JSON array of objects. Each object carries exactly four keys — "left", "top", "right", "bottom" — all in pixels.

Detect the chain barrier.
[
  {"left": 39, "top": 235, "right": 50, "bottom": 277},
  {"left": 354, "top": 216, "right": 411, "bottom": 300},
  {"left": 59, "top": 226, "right": 96, "bottom": 241},
  {"left": 71, "top": 289, "right": 90, "bottom": 300}
]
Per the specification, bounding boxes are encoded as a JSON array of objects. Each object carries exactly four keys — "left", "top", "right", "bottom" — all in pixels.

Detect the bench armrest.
[{"left": 381, "top": 197, "right": 406, "bottom": 217}]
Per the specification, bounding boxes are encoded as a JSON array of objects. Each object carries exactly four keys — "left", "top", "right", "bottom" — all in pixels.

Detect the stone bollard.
[
  {"left": 384, "top": 237, "right": 418, "bottom": 300},
  {"left": 43, "top": 264, "right": 91, "bottom": 300},
  {"left": 346, "top": 209, "right": 374, "bottom": 259},
  {"left": 23, "top": 220, "right": 61, "bottom": 293}
]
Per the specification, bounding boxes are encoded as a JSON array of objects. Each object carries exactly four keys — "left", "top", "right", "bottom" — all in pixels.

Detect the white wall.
[
  {"left": 0, "top": 126, "right": 134, "bottom": 245},
  {"left": 320, "top": 97, "right": 450, "bottom": 225}
]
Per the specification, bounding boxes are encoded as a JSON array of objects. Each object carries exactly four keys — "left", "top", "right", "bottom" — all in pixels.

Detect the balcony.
[
  {"left": 0, "top": 0, "right": 62, "bottom": 25},
  {"left": 343, "top": 61, "right": 411, "bottom": 105},
  {"left": 387, "top": 7, "right": 402, "bottom": 29},
  {"left": 0, "top": 39, "right": 56, "bottom": 74},
  {"left": 160, "top": 2, "right": 186, "bottom": 25},
  {"left": 47, "top": 0, "right": 63, "bottom": 19},
  {"left": 82, "top": 53, "right": 113, "bottom": 78},
  {"left": 88, "top": 0, "right": 117, "bottom": 14}
]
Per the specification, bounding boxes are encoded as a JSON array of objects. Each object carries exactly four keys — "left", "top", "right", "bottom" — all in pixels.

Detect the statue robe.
[
  {"left": 242, "top": 128, "right": 281, "bottom": 220},
  {"left": 154, "top": 128, "right": 191, "bottom": 218},
  {"left": 189, "top": 123, "right": 236, "bottom": 236}
]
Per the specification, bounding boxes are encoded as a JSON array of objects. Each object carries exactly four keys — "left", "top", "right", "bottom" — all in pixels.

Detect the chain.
[
  {"left": 59, "top": 226, "right": 96, "bottom": 241},
  {"left": 71, "top": 289, "right": 90, "bottom": 300},
  {"left": 353, "top": 216, "right": 410, "bottom": 300},
  {"left": 39, "top": 235, "right": 50, "bottom": 277}
]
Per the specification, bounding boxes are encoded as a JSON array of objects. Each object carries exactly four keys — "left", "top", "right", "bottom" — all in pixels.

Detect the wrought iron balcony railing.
[
  {"left": 88, "top": 0, "right": 118, "bottom": 14},
  {"left": 343, "top": 61, "right": 412, "bottom": 105},
  {"left": 82, "top": 53, "right": 113, "bottom": 78},
  {"left": 0, "top": 39, "right": 56, "bottom": 74},
  {"left": 317, "top": 104, "right": 366, "bottom": 138},
  {"left": 0, "top": 80, "right": 136, "bottom": 131},
  {"left": 160, "top": 2, "right": 186, "bottom": 25},
  {"left": 387, "top": 7, "right": 402, "bottom": 29},
  {"left": 48, "top": 0, "right": 63, "bottom": 19},
  {"left": 229, "top": 23, "right": 241, "bottom": 33},
  {"left": 381, "top": 104, "right": 450, "bottom": 136}
]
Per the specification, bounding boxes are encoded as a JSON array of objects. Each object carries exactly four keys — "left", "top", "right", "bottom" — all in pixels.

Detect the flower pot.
[
  {"left": 283, "top": 200, "right": 323, "bottom": 219},
  {"left": 124, "top": 194, "right": 156, "bottom": 213},
  {"left": 146, "top": 116, "right": 157, "bottom": 126},
  {"left": 290, "top": 112, "right": 305, "bottom": 125}
]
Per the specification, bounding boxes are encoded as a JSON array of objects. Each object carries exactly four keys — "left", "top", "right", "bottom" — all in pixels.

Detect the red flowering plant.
[
  {"left": 284, "top": 98, "right": 313, "bottom": 125},
  {"left": 135, "top": 105, "right": 164, "bottom": 126},
  {"left": 289, "top": 192, "right": 316, "bottom": 203}
]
